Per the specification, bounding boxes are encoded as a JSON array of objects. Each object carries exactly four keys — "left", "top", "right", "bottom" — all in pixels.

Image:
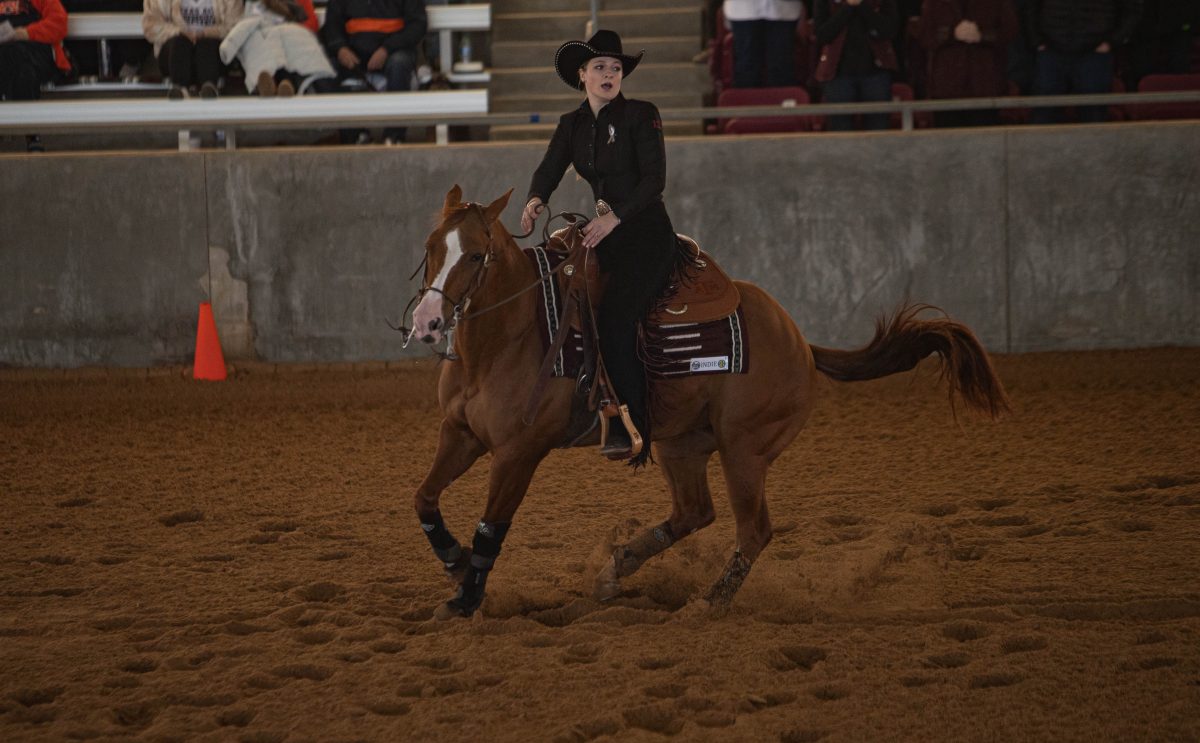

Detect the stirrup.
[{"left": 598, "top": 404, "right": 643, "bottom": 460}]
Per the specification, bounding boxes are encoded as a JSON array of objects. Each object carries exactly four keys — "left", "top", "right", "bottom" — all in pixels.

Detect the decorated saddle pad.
[
  {"left": 522, "top": 245, "right": 749, "bottom": 380},
  {"left": 640, "top": 309, "right": 749, "bottom": 378}
]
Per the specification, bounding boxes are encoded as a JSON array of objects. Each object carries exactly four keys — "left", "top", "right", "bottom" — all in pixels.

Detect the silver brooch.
[{"left": 607, "top": 124, "right": 615, "bottom": 145}]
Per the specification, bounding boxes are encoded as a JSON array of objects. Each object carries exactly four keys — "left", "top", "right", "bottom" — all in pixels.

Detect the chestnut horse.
[{"left": 408, "top": 186, "right": 1008, "bottom": 619}]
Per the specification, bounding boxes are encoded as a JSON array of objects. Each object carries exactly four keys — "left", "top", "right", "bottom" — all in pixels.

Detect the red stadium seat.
[
  {"left": 889, "top": 81, "right": 933, "bottom": 128},
  {"left": 1131, "top": 73, "right": 1200, "bottom": 121},
  {"left": 717, "top": 86, "right": 813, "bottom": 134}
]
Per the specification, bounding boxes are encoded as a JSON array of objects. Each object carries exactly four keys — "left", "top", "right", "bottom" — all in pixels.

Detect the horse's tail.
[{"left": 809, "top": 303, "right": 1010, "bottom": 419}]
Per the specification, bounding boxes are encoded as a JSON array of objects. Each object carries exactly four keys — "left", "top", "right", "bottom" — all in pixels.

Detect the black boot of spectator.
[{"left": 26, "top": 135, "right": 45, "bottom": 153}]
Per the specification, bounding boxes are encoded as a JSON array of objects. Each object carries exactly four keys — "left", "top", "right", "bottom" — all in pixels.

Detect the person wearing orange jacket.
[{"left": 0, "top": 0, "right": 71, "bottom": 151}]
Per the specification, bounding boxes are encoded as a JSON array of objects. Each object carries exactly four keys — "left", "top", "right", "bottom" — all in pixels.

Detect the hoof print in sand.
[
  {"left": 770, "top": 645, "right": 828, "bottom": 672},
  {"left": 693, "top": 711, "right": 737, "bottom": 728},
  {"left": 635, "top": 656, "right": 679, "bottom": 671},
  {"left": 368, "top": 640, "right": 405, "bottom": 654},
  {"left": 968, "top": 672, "right": 1021, "bottom": 689},
  {"left": 271, "top": 664, "right": 334, "bottom": 681},
  {"left": 55, "top": 497, "right": 94, "bottom": 508},
  {"left": 1000, "top": 636, "right": 1048, "bottom": 654},
  {"left": 920, "top": 503, "right": 958, "bottom": 517},
  {"left": 976, "top": 498, "right": 1016, "bottom": 511},
  {"left": 561, "top": 644, "right": 601, "bottom": 665},
  {"left": 623, "top": 704, "right": 684, "bottom": 735},
  {"left": 554, "top": 717, "right": 621, "bottom": 742},
  {"left": 158, "top": 510, "right": 203, "bottom": 527},
  {"left": 924, "top": 652, "right": 971, "bottom": 669},
  {"left": 363, "top": 700, "right": 410, "bottom": 716},
  {"left": 942, "top": 622, "right": 989, "bottom": 642},
  {"left": 120, "top": 658, "right": 158, "bottom": 674},
  {"left": 11, "top": 687, "right": 63, "bottom": 707},
  {"left": 295, "top": 629, "right": 336, "bottom": 645},
  {"left": 294, "top": 582, "right": 344, "bottom": 603},
  {"left": 809, "top": 684, "right": 848, "bottom": 701},
  {"left": 643, "top": 683, "right": 687, "bottom": 699},
  {"left": 216, "top": 708, "right": 256, "bottom": 727},
  {"left": 32, "top": 554, "right": 74, "bottom": 565},
  {"left": 112, "top": 702, "right": 159, "bottom": 727},
  {"left": 1120, "top": 657, "right": 1179, "bottom": 672}
]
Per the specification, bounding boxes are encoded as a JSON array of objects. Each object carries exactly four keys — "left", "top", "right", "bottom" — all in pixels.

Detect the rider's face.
[{"left": 579, "top": 56, "right": 623, "bottom": 104}]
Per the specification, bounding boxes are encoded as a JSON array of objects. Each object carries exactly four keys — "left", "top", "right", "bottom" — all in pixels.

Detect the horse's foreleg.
[
  {"left": 440, "top": 449, "right": 543, "bottom": 618},
  {"left": 415, "top": 419, "right": 486, "bottom": 579},
  {"left": 594, "top": 443, "right": 716, "bottom": 601},
  {"left": 705, "top": 452, "right": 771, "bottom": 607}
]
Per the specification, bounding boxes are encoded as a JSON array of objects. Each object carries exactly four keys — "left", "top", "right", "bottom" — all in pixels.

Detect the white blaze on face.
[{"left": 412, "top": 228, "right": 464, "bottom": 343}]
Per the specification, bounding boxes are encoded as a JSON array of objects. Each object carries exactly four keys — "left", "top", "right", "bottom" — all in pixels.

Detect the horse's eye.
[{"left": 470, "top": 253, "right": 484, "bottom": 262}]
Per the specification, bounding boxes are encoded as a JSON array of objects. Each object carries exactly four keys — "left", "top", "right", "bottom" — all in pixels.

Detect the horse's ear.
[
  {"left": 443, "top": 184, "right": 463, "bottom": 213},
  {"left": 482, "top": 188, "right": 514, "bottom": 225}
]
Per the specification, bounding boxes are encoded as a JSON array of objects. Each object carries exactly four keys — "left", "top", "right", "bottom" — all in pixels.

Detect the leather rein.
[{"left": 388, "top": 205, "right": 591, "bottom": 352}]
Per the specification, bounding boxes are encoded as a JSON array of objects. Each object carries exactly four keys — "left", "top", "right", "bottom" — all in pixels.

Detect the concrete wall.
[{"left": 2, "top": 121, "right": 1196, "bottom": 367}]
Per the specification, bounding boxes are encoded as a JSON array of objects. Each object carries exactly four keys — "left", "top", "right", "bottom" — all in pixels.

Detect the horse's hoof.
[
  {"left": 434, "top": 604, "right": 465, "bottom": 624},
  {"left": 592, "top": 557, "right": 621, "bottom": 602}
]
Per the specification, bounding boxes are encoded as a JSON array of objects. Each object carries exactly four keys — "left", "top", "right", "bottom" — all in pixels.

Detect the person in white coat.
[
  {"left": 723, "top": 0, "right": 804, "bottom": 87},
  {"left": 219, "top": 0, "right": 334, "bottom": 95}
]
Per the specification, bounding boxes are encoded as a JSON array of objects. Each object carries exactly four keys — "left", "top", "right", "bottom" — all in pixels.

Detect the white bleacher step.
[
  {"left": 493, "top": 7, "right": 701, "bottom": 42},
  {"left": 489, "top": 120, "right": 702, "bottom": 141},
  {"left": 490, "top": 61, "right": 708, "bottom": 98},
  {"left": 492, "top": 36, "right": 702, "bottom": 68}
]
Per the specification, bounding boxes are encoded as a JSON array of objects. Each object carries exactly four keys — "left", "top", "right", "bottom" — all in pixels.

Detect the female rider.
[{"left": 520, "top": 30, "right": 679, "bottom": 463}]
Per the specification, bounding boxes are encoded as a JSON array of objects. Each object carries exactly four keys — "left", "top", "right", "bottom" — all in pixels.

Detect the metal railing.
[{"left": 1, "top": 90, "right": 1197, "bottom": 149}]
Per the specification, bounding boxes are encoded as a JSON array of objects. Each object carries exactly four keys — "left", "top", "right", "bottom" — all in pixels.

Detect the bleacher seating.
[
  {"left": 1131, "top": 73, "right": 1200, "bottom": 121},
  {"left": 59, "top": 3, "right": 490, "bottom": 88},
  {"left": 716, "top": 86, "right": 813, "bottom": 134}
]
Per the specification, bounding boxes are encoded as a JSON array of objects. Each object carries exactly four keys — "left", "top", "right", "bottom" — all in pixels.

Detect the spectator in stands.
[
  {"left": 321, "top": 0, "right": 427, "bottom": 144},
  {"left": 813, "top": 0, "right": 900, "bottom": 130},
  {"left": 143, "top": 0, "right": 244, "bottom": 98},
  {"left": 1022, "top": 0, "right": 1141, "bottom": 124},
  {"left": 220, "top": 0, "right": 334, "bottom": 95},
  {"left": 723, "top": 0, "right": 805, "bottom": 87},
  {"left": 61, "top": 0, "right": 150, "bottom": 81},
  {"left": 918, "top": 0, "right": 1018, "bottom": 126},
  {"left": 1007, "top": 0, "right": 1036, "bottom": 93},
  {"left": 1123, "top": 0, "right": 1199, "bottom": 91},
  {"left": 0, "top": 0, "right": 71, "bottom": 151}
]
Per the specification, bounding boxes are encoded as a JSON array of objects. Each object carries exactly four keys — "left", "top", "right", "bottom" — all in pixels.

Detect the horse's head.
[{"left": 411, "top": 185, "right": 513, "bottom": 345}]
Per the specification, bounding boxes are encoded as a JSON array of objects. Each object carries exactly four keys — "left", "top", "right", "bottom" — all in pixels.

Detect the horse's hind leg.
[
  {"left": 705, "top": 452, "right": 771, "bottom": 606},
  {"left": 594, "top": 433, "right": 717, "bottom": 601},
  {"left": 415, "top": 419, "right": 486, "bottom": 580}
]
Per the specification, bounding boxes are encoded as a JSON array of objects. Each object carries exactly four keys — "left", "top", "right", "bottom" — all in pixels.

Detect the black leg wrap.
[
  {"left": 614, "top": 521, "right": 676, "bottom": 578},
  {"left": 420, "top": 510, "right": 463, "bottom": 569},
  {"left": 444, "top": 520, "right": 511, "bottom": 617},
  {"left": 704, "top": 550, "right": 753, "bottom": 605}
]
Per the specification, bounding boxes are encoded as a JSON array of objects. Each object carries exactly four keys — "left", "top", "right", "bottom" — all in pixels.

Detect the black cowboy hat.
[{"left": 553, "top": 30, "right": 645, "bottom": 91}]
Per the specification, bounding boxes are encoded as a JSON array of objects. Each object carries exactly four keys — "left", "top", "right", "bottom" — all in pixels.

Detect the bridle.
[{"left": 388, "top": 204, "right": 590, "bottom": 356}]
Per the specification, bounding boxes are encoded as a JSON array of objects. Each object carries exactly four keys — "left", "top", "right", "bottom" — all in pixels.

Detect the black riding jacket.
[{"left": 528, "top": 94, "right": 666, "bottom": 224}]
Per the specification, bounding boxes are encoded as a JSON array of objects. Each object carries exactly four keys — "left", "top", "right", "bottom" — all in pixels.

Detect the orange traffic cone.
[{"left": 193, "top": 301, "right": 227, "bottom": 381}]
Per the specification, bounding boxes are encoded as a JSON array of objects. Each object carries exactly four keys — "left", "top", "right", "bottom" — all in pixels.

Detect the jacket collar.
[{"left": 578, "top": 93, "right": 627, "bottom": 122}]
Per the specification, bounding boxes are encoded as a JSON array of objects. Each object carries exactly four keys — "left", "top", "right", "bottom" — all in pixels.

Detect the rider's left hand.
[{"left": 581, "top": 212, "right": 620, "bottom": 249}]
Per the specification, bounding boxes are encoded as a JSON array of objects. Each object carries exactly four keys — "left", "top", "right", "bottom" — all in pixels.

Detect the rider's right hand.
[{"left": 521, "top": 198, "right": 545, "bottom": 233}]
